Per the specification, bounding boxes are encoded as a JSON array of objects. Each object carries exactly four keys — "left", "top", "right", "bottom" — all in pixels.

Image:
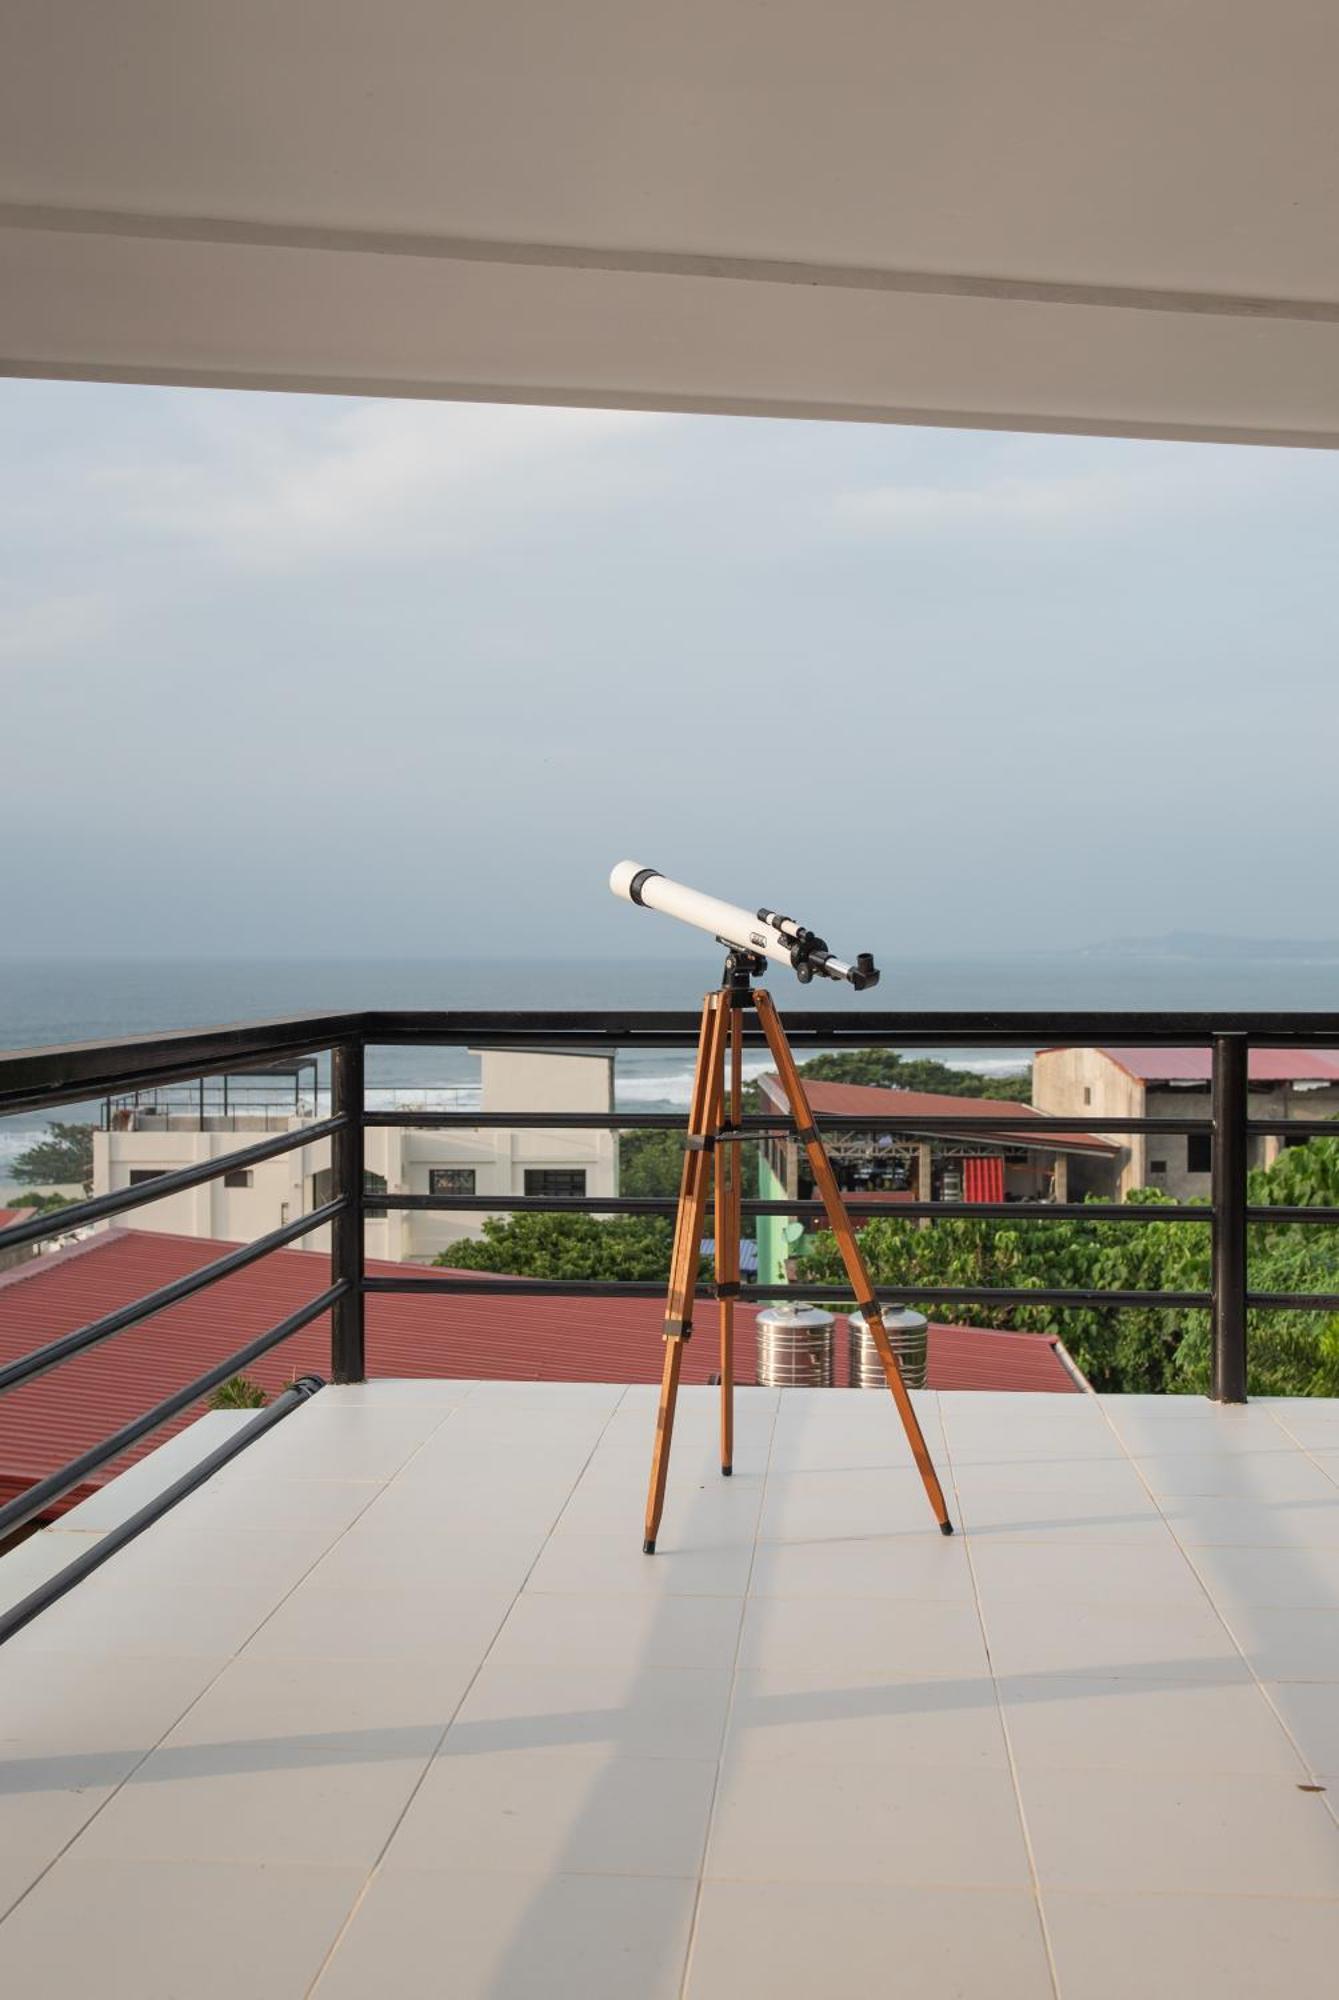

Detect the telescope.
[{"left": 609, "top": 862, "right": 880, "bottom": 988}]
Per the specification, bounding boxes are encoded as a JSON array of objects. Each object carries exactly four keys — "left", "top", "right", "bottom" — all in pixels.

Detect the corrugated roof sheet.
[
  {"left": 759, "top": 1075, "right": 1117, "bottom": 1153},
  {"left": 0, "top": 1228, "right": 1081, "bottom": 1516}
]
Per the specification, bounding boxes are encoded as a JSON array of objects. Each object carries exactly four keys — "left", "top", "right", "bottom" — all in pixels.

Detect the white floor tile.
[
  {"left": 1022, "top": 1766, "right": 1339, "bottom": 1895},
  {"left": 1263, "top": 1678, "right": 1339, "bottom": 1778},
  {"left": 706, "top": 1757, "right": 1032, "bottom": 1888},
  {"left": 1186, "top": 1542, "right": 1339, "bottom": 1608},
  {"left": 386, "top": 1744, "right": 716, "bottom": 1877},
  {"left": 725, "top": 1665, "right": 1009, "bottom": 1770},
  {"left": 1133, "top": 1449, "right": 1339, "bottom": 1500},
  {"left": 314, "top": 1865, "right": 697, "bottom": 2000},
  {"left": 242, "top": 1581, "right": 516, "bottom": 1663},
  {"left": 526, "top": 1529, "right": 754, "bottom": 1597},
  {"left": 759, "top": 1468, "right": 956, "bottom": 1542},
  {"left": 445, "top": 1662, "right": 733, "bottom": 1761},
  {"left": 0, "top": 1856, "right": 361, "bottom": 2000},
  {"left": 1162, "top": 1494, "right": 1339, "bottom": 1547},
  {"left": 747, "top": 1533, "right": 975, "bottom": 1602},
  {"left": 979, "top": 1596, "right": 1247, "bottom": 1682},
  {"left": 737, "top": 1594, "right": 988, "bottom": 1678},
  {"left": 1044, "top": 1889, "right": 1339, "bottom": 2000},
  {"left": 686, "top": 1881, "right": 1051, "bottom": 2000},
  {"left": 998, "top": 1674, "right": 1306, "bottom": 1776},
  {"left": 1217, "top": 1604, "right": 1339, "bottom": 1681},
  {"left": 969, "top": 1537, "right": 1205, "bottom": 1605},
  {"left": 489, "top": 1590, "right": 742, "bottom": 1671}
]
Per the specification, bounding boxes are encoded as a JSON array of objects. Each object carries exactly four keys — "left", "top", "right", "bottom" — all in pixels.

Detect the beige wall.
[
  {"left": 1033, "top": 1051, "right": 1339, "bottom": 1200},
  {"left": 1033, "top": 1048, "right": 1143, "bottom": 1195}
]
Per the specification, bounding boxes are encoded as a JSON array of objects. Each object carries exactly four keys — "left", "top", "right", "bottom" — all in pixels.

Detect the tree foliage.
[
  {"left": 438, "top": 1211, "right": 681, "bottom": 1282},
  {"left": 794, "top": 1049, "right": 1032, "bottom": 1102},
  {"left": 795, "top": 1138, "right": 1339, "bottom": 1397},
  {"left": 11, "top": 1122, "right": 94, "bottom": 1192}
]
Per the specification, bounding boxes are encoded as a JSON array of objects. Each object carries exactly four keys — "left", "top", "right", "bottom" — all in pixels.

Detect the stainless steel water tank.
[
  {"left": 755, "top": 1303, "right": 834, "bottom": 1388},
  {"left": 848, "top": 1306, "right": 929, "bottom": 1390}
]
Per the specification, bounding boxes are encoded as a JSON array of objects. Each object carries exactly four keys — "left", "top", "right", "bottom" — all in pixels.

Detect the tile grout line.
[
  {"left": 0, "top": 1386, "right": 476, "bottom": 1931},
  {"left": 301, "top": 1383, "right": 633, "bottom": 1998},
  {"left": 676, "top": 1387, "right": 782, "bottom": 2000},
  {"left": 945, "top": 1397, "right": 1066, "bottom": 2000}
]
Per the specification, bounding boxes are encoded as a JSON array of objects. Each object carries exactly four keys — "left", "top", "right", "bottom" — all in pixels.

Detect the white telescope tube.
[{"left": 609, "top": 863, "right": 879, "bottom": 987}]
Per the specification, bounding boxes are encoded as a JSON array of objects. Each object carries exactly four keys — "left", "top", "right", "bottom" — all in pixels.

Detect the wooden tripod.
[{"left": 643, "top": 960, "right": 954, "bottom": 1551}]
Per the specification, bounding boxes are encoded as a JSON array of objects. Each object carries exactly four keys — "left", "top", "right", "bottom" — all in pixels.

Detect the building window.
[
  {"left": 224, "top": 1169, "right": 253, "bottom": 1189},
  {"left": 1083, "top": 1086, "right": 1092, "bottom": 1106},
  {"left": 128, "top": 1169, "right": 166, "bottom": 1186},
  {"left": 1187, "top": 1133, "right": 1212, "bottom": 1174},
  {"left": 1148, "top": 1160, "right": 1167, "bottom": 1176},
  {"left": 312, "top": 1167, "right": 388, "bottom": 1204},
  {"left": 429, "top": 1168, "right": 477, "bottom": 1197},
  {"left": 524, "top": 1169, "right": 587, "bottom": 1200}
]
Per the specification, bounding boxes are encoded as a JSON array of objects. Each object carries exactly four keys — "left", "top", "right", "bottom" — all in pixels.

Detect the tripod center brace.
[{"left": 643, "top": 953, "right": 954, "bottom": 1551}]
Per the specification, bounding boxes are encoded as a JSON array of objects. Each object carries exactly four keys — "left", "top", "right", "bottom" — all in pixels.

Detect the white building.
[{"left": 92, "top": 1048, "right": 618, "bottom": 1262}]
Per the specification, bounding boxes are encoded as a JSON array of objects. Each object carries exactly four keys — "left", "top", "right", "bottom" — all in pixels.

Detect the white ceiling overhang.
[{"left": 3, "top": 2, "right": 1338, "bottom": 443}]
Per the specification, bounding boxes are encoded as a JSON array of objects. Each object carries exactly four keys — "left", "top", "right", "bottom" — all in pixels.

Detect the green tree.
[
  {"left": 439, "top": 1211, "right": 682, "bottom": 1282},
  {"left": 795, "top": 1137, "right": 1339, "bottom": 1398},
  {"left": 11, "top": 1122, "right": 94, "bottom": 1193},
  {"left": 3, "top": 1187, "right": 77, "bottom": 1215},
  {"left": 619, "top": 1127, "right": 759, "bottom": 1200},
  {"left": 795, "top": 1049, "right": 1032, "bottom": 1102}
]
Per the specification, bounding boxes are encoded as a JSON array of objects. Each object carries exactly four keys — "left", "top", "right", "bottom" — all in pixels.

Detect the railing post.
[
  {"left": 1211, "top": 1033, "right": 1248, "bottom": 1402},
  {"left": 331, "top": 1039, "right": 365, "bottom": 1383}
]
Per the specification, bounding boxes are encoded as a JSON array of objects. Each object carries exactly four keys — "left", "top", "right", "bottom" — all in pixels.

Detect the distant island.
[{"left": 1070, "top": 932, "right": 1339, "bottom": 964}]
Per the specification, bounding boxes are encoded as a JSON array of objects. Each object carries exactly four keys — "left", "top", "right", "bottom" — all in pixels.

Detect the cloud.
[
  {"left": 830, "top": 443, "right": 1283, "bottom": 539},
  {"left": 93, "top": 397, "right": 670, "bottom": 573},
  {"left": 0, "top": 586, "right": 114, "bottom": 665}
]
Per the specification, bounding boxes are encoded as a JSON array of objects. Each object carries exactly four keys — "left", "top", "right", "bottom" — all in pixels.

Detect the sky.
[{"left": 3, "top": 378, "right": 1338, "bottom": 962}]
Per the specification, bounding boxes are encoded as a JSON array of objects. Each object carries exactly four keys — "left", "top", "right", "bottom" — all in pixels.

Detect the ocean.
[{"left": 3, "top": 952, "right": 1338, "bottom": 1177}]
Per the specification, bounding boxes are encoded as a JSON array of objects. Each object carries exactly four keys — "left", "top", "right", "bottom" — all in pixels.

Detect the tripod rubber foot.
[
  {"left": 721, "top": 1465, "right": 732, "bottom": 1477},
  {"left": 940, "top": 1521, "right": 955, "bottom": 1536},
  {"left": 643, "top": 1538, "right": 656, "bottom": 1555}
]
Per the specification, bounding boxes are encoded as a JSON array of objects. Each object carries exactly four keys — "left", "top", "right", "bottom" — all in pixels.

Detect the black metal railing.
[{"left": 3, "top": 1005, "right": 1339, "bottom": 1635}]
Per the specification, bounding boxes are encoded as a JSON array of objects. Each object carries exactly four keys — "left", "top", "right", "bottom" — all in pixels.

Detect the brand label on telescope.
[{"left": 750, "top": 931, "right": 768, "bottom": 948}]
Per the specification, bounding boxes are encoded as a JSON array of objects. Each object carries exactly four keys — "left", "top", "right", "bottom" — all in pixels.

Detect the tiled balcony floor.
[{"left": 3, "top": 1382, "right": 1339, "bottom": 1997}]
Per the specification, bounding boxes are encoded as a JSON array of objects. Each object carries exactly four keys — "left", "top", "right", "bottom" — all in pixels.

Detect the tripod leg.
[
  {"left": 644, "top": 992, "right": 729, "bottom": 1552},
  {"left": 753, "top": 988, "right": 954, "bottom": 1535},
  {"left": 716, "top": 999, "right": 743, "bottom": 1475}
]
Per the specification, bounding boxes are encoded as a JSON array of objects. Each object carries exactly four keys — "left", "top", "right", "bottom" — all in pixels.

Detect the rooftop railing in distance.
[{"left": 3, "top": 1006, "right": 1339, "bottom": 1636}]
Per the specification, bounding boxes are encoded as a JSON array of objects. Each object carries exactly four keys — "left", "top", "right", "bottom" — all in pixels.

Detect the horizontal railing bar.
[
  {"left": 6, "top": 1009, "right": 1339, "bottom": 1115},
  {"left": 364, "top": 1110, "right": 1213, "bottom": 1135},
  {"left": 361, "top": 1274, "right": 1212, "bottom": 1307},
  {"left": 0, "top": 1282, "right": 346, "bottom": 1542},
  {"left": 0, "top": 1376, "right": 324, "bottom": 1649},
  {"left": 0, "top": 1198, "right": 345, "bottom": 1397},
  {"left": 361, "top": 1009, "right": 1339, "bottom": 1047},
  {"left": 1246, "top": 1292, "right": 1339, "bottom": 1311},
  {"left": 0, "top": 1018, "right": 360, "bottom": 1117},
  {"left": 0, "top": 1115, "right": 347, "bottom": 1253},
  {"left": 1246, "top": 1206, "right": 1339, "bottom": 1224},
  {"left": 1246, "top": 1120, "right": 1339, "bottom": 1137},
  {"left": 368, "top": 1193, "right": 1219, "bottom": 1223}
]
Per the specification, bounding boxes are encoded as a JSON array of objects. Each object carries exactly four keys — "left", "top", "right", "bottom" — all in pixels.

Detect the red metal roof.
[
  {"left": 0, "top": 1209, "right": 35, "bottom": 1229},
  {"left": 1082, "top": 1047, "right": 1339, "bottom": 1085},
  {"left": 759, "top": 1075, "right": 1116, "bottom": 1154},
  {"left": 0, "top": 1228, "right": 1081, "bottom": 1517}
]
